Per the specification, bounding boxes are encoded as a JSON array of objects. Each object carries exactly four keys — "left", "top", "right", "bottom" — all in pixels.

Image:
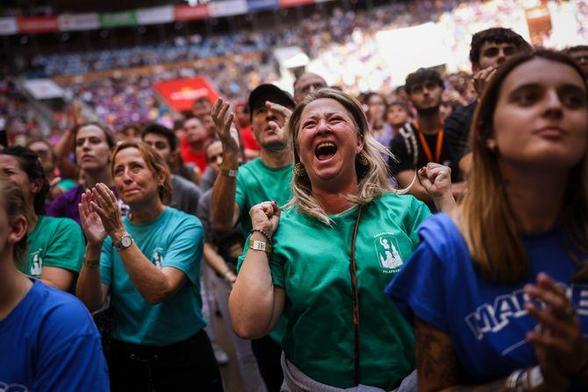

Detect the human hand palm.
[
  {"left": 212, "top": 98, "right": 239, "bottom": 153},
  {"left": 87, "top": 211, "right": 107, "bottom": 242}
]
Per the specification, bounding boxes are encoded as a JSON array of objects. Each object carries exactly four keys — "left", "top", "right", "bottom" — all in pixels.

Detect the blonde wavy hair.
[
  {"left": 111, "top": 141, "right": 173, "bottom": 205},
  {"left": 286, "top": 88, "right": 396, "bottom": 225},
  {"left": 461, "top": 49, "right": 588, "bottom": 283}
]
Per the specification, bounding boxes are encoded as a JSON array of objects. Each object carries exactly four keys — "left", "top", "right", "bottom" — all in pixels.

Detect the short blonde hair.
[
  {"left": 111, "top": 141, "right": 172, "bottom": 205},
  {"left": 287, "top": 88, "right": 393, "bottom": 225}
]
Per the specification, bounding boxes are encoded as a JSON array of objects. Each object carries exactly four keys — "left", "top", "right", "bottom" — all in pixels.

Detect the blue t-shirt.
[
  {"left": 0, "top": 280, "right": 108, "bottom": 392},
  {"left": 386, "top": 214, "right": 588, "bottom": 385},
  {"left": 100, "top": 207, "right": 206, "bottom": 346}
]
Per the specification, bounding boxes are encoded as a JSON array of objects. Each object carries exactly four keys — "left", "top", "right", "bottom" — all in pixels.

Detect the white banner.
[
  {"left": 23, "top": 79, "right": 65, "bottom": 100},
  {"left": 58, "top": 13, "right": 100, "bottom": 31},
  {"left": 209, "top": 0, "right": 248, "bottom": 17},
  {"left": 137, "top": 6, "right": 174, "bottom": 25},
  {"left": 0, "top": 17, "right": 18, "bottom": 35}
]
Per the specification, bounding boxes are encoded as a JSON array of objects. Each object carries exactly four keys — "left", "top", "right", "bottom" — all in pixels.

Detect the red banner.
[
  {"left": 154, "top": 77, "right": 219, "bottom": 112},
  {"left": 17, "top": 16, "right": 59, "bottom": 34},
  {"left": 173, "top": 4, "right": 209, "bottom": 21},
  {"left": 278, "top": 0, "right": 315, "bottom": 8}
]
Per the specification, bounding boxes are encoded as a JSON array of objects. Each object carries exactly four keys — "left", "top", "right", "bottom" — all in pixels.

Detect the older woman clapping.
[
  {"left": 230, "top": 88, "right": 453, "bottom": 391},
  {"left": 76, "top": 141, "right": 222, "bottom": 391}
]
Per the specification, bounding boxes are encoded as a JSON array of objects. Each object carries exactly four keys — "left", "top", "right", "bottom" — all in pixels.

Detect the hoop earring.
[
  {"left": 356, "top": 154, "right": 368, "bottom": 166},
  {"left": 294, "top": 163, "right": 307, "bottom": 178}
]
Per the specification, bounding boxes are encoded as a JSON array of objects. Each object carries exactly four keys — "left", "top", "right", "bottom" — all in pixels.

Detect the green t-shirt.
[
  {"left": 235, "top": 158, "right": 293, "bottom": 236},
  {"left": 243, "top": 193, "right": 430, "bottom": 389},
  {"left": 100, "top": 207, "right": 206, "bottom": 346},
  {"left": 22, "top": 215, "right": 85, "bottom": 278},
  {"left": 235, "top": 157, "right": 292, "bottom": 343},
  {"left": 57, "top": 178, "right": 77, "bottom": 192}
]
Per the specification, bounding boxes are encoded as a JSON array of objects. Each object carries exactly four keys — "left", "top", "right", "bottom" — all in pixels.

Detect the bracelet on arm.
[
  {"left": 251, "top": 228, "right": 272, "bottom": 242},
  {"left": 84, "top": 257, "right": 100, "bottom": 269},
  {"left": 505, "top": 369, "right": 525, "bottom": 392},
  {"left": 525, "top": 366, "right": 544, "bottom": 390}
]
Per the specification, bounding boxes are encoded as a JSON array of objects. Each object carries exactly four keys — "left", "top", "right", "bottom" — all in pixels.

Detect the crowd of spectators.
[
  {"left": 0, "top": 70, "right": 40, "bottom": 140},
  {"left": 4, "top": 0, "right": 588, "bottom": 137}
]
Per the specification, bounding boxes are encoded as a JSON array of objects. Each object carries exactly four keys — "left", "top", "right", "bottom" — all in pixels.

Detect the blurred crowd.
[{"left": 3, "top": 0, "right": 587, "bottom": 140}]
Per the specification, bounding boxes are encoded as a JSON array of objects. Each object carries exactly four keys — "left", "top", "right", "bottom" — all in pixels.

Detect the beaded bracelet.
[
  {"left": 251, "top": 228, "right": 272, "bottom": 242},
  {"left": 504, "top": 369, "right": 525, "bottom": 392}
]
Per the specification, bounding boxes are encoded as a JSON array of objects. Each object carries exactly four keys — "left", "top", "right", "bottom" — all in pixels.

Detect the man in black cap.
[{"left": 211, "top": 83, "right": 295, "bottom": 392}]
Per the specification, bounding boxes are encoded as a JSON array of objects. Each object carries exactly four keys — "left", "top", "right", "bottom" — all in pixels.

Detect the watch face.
[{"left": 121, "top": 236, "right": 133, "bottom": 248}]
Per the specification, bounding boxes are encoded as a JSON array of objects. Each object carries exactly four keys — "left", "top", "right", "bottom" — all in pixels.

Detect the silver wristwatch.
[{"left": 113, "top": 233, "right": 134, "bottom": 250}]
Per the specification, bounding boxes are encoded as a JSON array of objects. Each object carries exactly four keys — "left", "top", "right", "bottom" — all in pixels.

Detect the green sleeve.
[
  {"left": 407, "top": 196, "right": 432, "bottom": 245},
  {"left": 42, "top": 218, "right": 85, "bottom": 273},
  {"left": 237, "top": 235, "right": 285, "bottom": 288},
  {"left": 235, "top": 170, "right": 247, "bottom": 217}
]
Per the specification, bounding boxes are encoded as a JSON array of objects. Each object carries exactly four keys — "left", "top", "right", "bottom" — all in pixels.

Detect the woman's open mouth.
[{"left": 314, "top": 142, "right": 337, "bottom": 161}]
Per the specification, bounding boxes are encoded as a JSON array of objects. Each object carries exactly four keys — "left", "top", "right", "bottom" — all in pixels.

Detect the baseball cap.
[{"left": 248, "top": 84, "right": 295, "bottom": 119}]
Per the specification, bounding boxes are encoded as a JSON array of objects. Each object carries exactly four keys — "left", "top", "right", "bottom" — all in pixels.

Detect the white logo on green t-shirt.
[
  {"left": 29, "top": 248, "right": 43, "bottom": 277},
  {"left": 374, "top": 234, "right": 403, "bottom": 273}
]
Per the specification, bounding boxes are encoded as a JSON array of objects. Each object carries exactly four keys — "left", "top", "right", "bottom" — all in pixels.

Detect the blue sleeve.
[
  {"left": 162, "top": 216, "right": 203, "bottom": 286},
  {"left": 34, "top": 298, "right": 109, "bottom": 392},
  {"left": 99, "top": 238, "right": 113, "bottom": 286},
  {"left": 386, "top": 234, "right": 449, "bottom": 332}
]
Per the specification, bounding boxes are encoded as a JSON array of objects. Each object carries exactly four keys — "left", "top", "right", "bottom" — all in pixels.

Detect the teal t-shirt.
[
  {"left": 22, "top": 215, "right": 85, "bottom": 278},
  {"left": 57, "top": 178, "right": 77, "bottom": 192},
  {"left": 100, "top": 207, "right": 206, "bottom": 346},
  {"left": 245, "top": 193, "right": 430, "bottom": 389},
  {"left": 235, "top": 157, "right": 292, "bottom": 343}
]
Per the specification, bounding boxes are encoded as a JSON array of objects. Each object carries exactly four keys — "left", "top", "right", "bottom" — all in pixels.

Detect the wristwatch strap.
[{"left": 249, "top": 239, "right": 272, "bottom": 254}]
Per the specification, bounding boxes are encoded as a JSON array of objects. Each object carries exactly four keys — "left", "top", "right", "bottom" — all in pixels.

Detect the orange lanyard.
[{"left": 415, "top": 122, "right": 444, "bottom": 163}]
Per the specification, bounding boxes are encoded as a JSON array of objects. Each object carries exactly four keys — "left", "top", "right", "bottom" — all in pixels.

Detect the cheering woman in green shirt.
[{"left": 230, "top": 88, "right": 455, "bottom": 390}]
